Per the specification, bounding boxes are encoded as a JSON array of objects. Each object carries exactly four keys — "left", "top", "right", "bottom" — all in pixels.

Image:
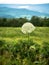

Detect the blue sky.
[
  {"left": 0, "top": 0, "right": 49, "bottom": 18},
  {"left": 0, "top": 0, "right": 49, "bottom": 14},
  {"left": 1, "top": 4, "right": 49, "bottom": 14}
]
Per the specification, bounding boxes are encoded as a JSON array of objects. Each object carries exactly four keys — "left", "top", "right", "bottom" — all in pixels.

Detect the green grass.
[
  {"left": 0, "top": 27, "right": 49, "bottom": 65},
  {"left": 0, "top": 27, "right": 49, "bottom": 44}
]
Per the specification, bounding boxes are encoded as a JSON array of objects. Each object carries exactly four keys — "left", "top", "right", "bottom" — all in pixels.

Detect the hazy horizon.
[{"left": 0, "top": 4, "right": 49, "bottom": 18}]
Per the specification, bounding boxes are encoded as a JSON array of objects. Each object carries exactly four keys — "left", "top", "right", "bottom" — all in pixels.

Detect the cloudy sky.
[
  {"left": 1, "top": 4, "right": 49, "bottom": 14},
  {"left": 0, "top": 0, "right": 49, "bottom": 4},
  {"left": 0, "top": 0, "right": 49, "bottom": 16}
]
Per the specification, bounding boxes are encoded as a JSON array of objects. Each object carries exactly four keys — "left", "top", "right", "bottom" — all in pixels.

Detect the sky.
[
  {"left": 0, "top": 0, "right": 49, "bottom": 17},
  {"left": 2, "top": 4, "right": 48, "bottom": 14},
  {"left": 0, "top": 0, "right": 49, "bottom": 4}
]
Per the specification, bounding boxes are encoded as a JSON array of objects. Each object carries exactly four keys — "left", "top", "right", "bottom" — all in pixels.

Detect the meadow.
[
  {"left": 0, "top": 27, "right": 49, "bottom": 65},
  {"left": 0, "top": 27, "right": 49, "bottom": 43}
]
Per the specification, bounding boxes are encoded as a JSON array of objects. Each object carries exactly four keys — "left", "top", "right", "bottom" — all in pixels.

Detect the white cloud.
[
  {"left": 0, "top": 0, "right": 49, "bottom": 4},
  {"left": 7, "top": 5, "right": 30, "bottom": 10},
  {"left": 17, "top": 6, "right": 30, "bottom": 9},
  {"left": 30, "top": 6, "right": 44, "bottom": 13}
]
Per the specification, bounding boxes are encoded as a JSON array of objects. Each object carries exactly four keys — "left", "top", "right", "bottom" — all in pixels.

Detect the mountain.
[{"left": 0, "top": 4, "right": 49, "bottom": 18}]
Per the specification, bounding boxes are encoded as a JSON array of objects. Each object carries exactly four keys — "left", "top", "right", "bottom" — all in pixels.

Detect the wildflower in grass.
[
  {"left": 21, "top": 22, "right": 35, "bottom": 34},
  {"left": 21, "top": 22, "right": 35, "bottom": 42}
]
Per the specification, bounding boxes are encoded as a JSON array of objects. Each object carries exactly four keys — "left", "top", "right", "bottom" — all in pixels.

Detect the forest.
[{"left": 0, "top": 16, "right": 49, "bottom": 27}]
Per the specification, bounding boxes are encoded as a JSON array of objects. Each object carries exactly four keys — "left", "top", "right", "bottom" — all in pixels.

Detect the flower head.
[{"left": 21, "top": 22, "right": 35, "bottom": 34}]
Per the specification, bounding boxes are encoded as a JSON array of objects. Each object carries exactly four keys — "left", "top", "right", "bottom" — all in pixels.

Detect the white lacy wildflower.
[{"left": 21, "top": 22, "right": 35, "bottom": 34}]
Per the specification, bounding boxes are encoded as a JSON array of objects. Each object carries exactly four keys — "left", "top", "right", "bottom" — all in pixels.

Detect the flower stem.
[{"left": 28, "top": 33, "right": 29, "bottom": 43}]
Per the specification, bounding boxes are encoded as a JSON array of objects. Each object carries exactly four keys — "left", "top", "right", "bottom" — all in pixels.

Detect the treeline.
[{"left": 0, "top": 16, "right": 49, "bottom": 27}]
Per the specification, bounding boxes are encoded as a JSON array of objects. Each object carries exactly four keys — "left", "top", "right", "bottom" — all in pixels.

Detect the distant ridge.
[{"left": 0, "top": 4, "right": 49, "bottom": 18}]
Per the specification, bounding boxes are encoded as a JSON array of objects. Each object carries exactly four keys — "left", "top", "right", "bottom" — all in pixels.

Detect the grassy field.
[
  {"left": 0, "top": 27, "right": 49, "bottom": 65},
  {"left": 0, "top": 27, "right": 49, "bottom": 44}
]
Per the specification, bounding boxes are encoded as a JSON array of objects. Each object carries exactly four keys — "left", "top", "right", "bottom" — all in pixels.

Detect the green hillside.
[
  {"left": 0, "top": 27, "right": 49, "bottom": 43},
  {"left": 0, "top": 27, "right": 49, "bottom": 65}
]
